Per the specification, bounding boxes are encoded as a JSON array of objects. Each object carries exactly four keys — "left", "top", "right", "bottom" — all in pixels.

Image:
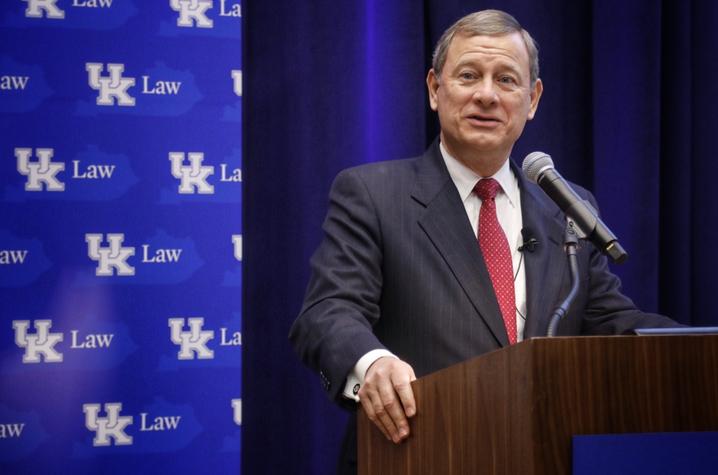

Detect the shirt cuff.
[{"left": 342, "top": 349, "right": 397, "bottom": 402}]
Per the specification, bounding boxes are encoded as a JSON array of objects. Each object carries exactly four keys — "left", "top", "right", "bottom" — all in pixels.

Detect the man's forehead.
[{"left": 447, "top": 32, "right": 530, "bottom": 63}]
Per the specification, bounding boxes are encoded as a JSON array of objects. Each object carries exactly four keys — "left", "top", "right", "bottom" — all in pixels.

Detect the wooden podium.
[{"left": 358, "top": 335, "right": 718, "bottom": 474}]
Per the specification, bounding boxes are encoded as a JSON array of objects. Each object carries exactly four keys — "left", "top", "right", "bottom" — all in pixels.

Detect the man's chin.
[
  {"left": 462, "top": 136, "right": 505, "bottom": 155},
  {"left": 442, "top": 133, "right": 508, "bottom": 159}
]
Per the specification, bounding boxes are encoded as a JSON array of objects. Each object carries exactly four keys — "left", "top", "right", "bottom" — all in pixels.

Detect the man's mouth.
[{"left": 466, "top": 114, "right": 501, "bottom": 127}]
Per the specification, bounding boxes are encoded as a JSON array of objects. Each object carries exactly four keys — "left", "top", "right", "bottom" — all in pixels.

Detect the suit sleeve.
[
  {"left": 289, "top": 168, "right": 387, "bottom": 404},
  {"left": 575, "top": 191, "right": 679, "bottom": 334}
]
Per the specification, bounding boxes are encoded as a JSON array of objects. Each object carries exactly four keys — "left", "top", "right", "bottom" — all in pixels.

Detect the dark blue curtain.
[{"left": 243, "top": 1, "right": 718, "bottom": 473}]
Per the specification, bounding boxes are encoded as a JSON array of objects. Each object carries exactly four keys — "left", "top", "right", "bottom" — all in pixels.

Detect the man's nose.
[{"left": 472, "top": 78, "right": 498, "bottom": 106}]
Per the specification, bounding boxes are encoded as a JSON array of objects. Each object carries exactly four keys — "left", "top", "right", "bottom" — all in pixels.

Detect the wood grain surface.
[{"left": 358, "top": 335, "right": 718, "bottom": 474}]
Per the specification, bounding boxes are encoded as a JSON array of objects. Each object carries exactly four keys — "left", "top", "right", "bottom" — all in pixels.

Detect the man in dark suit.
[{"left": 290, "top": 9, "right": 676, "bottom": 473}]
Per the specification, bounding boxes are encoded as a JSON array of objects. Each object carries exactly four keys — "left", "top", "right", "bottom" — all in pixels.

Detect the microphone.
[
  {"left": 522, "top": 152, "right": 628, "bottom": 264},
  {"left": 518, "top": 227, "right": 539, "bottom": 253}
]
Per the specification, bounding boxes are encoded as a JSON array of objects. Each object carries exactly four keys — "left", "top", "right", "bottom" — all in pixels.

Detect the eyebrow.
[{"left": 452, "top": 58, "right": 523, "bottom": 75}]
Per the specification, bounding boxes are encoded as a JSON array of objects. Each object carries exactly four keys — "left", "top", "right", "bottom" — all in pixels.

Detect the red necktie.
[{"left": 475, "top": 178, "right": 517, "bottom": 344}]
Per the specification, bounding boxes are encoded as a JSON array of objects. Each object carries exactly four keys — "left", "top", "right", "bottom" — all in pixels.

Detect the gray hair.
[{"left": 431, "top": 10, "right": 540, "bottom": 85}]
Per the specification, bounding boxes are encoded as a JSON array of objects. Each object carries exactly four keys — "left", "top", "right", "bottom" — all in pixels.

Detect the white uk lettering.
[
  {"left": 141, "top": 76, "right": 182, "bottom": 95},
  {"left": 139, "top": 413, "right": 181, "bottom": 431},
  {"left": 0, "top": 423, "right": 25, "bottom": 438},
  {"left": 24, "top": 0, "right": 65, "bottom": 19},
  {"left": 0, "top": 76, "right": 30, "bottom": 90},
  {"left": 142, "top": 245, "right": 182, "bottom": 263},
  {"left": 0, "top": 250, "right": 28, "bottom": 264},
  {"left": 220, "top": 328, "right": 242, "bottom": 346},
  {"left": 83, "top": 403, "right": 133, "bottom": 446},
  {"left": 72, "top": 0, "right": 113, "bottom": 7},
  {"left": 70, "top": 330, "right": 114, "bottom": 349},
  {"left": 220, "top": 164, "right": 242, "bottom": 182},
  {"left": 219, "top": 0, "right": 241, "bottom": 17},
  {"left": 72, "top": 160, "right": 115, "bottom": 179},
  {"left": 232, "top": 399, "right": 242, "bottom": 426}
]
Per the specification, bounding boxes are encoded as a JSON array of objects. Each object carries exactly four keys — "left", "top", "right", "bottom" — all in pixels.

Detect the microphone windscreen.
[
  {"left": 522, "top": 151, "right": 553, "bottom": 183},
  {"left": 521, "top": 227, "right": 536, "bottom": 242}
]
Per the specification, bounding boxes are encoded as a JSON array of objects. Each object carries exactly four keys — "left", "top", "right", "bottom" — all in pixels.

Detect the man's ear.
[
  {"left": 527, "top": 78, "right": 543, "bottom": 120},
  {"left": 426, "top": 69, "right": 440, "bottom": 111}
]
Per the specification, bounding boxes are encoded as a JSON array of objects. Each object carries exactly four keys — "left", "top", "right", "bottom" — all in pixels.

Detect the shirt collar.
[{"left": 439, "top": 142, "right": 519, "bottom": 207}]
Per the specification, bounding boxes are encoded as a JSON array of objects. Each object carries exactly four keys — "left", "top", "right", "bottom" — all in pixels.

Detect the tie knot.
[{"left": 474, "top": 178, "right": 501, "bottom": 200}]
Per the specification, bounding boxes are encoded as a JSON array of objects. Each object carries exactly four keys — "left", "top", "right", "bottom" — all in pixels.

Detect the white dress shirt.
[
  {"left": 440, "top": 143, "right": 527, "bottom": 341},
  {"left": 343, "top": 143, "right": 528, "bottom": 401}
]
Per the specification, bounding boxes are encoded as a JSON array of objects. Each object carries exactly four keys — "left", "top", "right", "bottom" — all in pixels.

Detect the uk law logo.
[
  {"left": 168, "top": 318, "right": 214, "bottom": 360},
  {"left": 169, "top": 152, "right": 214, "bottom": 194},
  {"left": 8, "top": 145, "right": 133, "bottom": 201},
  {"left": 86, "top": 63, "right": 136, "bottom": 106},
  {"left": 82, "top": 401, "right": 185, "bottom": 448},
  {"left": 231, "top": 398, "right": 241, "bottom": 426},
  {"left": 23, "top": 0, "right": 66, "bottom": 19},
  {"left": 0, "top": 407, "right": 48, "bottom": 461},
  {"left": 84, "top": 62, "right": 188, "bottom": 110},
  {"left": 0, "top": 231, "right": 51, "bottom": 287},
  {"left": 10, "top": 318, "right": 126, "bottom": 368},
  {"left": 82, "top": 231, "right": 195, "bottom": 282},
  {"left": 15, "top": 148, "right": 65, "bottom": 192},
  {"left": 0, "top": 57, "right": 52, "bottom": 114},
  {"left": 12, "top": 320, "right": 63, "bottom": 363},
  {"left": 221, "top": 235, "right": 242, "bottom": 286},
  {"left": 1, "top": 74, "right": 29, "bottom": 91},
  {"left": 83, "top": 403, "right": 133, "bottom": 447},
  {"left": 222, "top": 69, "right": 242, "bottom": 122},
  {"left": 12, "top": 0, "right": 136, "bottom": 32},
  {"left": 0, "top": 248, "right": 27, "bottom": 265},
  {"left": 169, "top": 0, "right": 241, "bottom": 28},
  {"left": 168, "top": 152, "right": 241, "bottom": 195},
  {"left": 86, "top": 233, "right": 135, "bottom": 276},
  {"left": 14, "top": 146, "right": 123, "bottom": 194},
  {"left": 232, "top": 234, "right": 242, "bottom": 261},
  {"left": 170, "top": 0, "right": 213, "bottom": 28},
  {"left": 232, "top": 70, "right": 241, "bottom": 96},
  {"left": 168, "top": 317, "right": 241, "bottom": 360},
  {"left": 0, "top": 421, "right": 25, "bottom": 439},
  {"left": 23, "top": 0, "right": 118, "bottom": 20}
]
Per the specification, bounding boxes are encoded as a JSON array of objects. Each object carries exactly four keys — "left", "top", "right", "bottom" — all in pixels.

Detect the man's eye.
[
  {"left": 498, "top": 75, "right": 517, "bottom": 84},
  {"left": 459, "top": 72, "right": 477, "bottom": 80}
]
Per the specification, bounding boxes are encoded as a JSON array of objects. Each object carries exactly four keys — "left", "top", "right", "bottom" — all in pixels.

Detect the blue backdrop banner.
[{"left": 0, "top": 1, "right": 242, "bottom": 473}]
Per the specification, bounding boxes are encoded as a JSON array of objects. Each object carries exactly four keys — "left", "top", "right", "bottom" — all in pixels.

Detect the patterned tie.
[{"left": 475, "top": 178, "right": 517, "bottom": 344}]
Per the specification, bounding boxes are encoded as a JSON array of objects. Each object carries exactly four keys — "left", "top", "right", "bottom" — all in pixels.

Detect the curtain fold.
[{"left": 244, "top": 1, "right": 717, "bottom": 473}]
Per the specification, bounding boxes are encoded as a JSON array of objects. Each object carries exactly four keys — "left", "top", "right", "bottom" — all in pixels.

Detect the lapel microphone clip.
[{"left": 518, "top": 227, "right": 539, "bottom": 253}]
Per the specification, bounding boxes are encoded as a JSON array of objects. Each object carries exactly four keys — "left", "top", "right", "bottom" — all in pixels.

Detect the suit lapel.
[
  {"left": 514, "top": 165, "right": 570, "bottom": 338},
  {"left": 411, "top": 142, "right": 509, "bottom": 347}
]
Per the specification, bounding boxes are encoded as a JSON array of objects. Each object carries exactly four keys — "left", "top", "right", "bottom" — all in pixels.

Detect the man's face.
[{"left": 427, "top": 32, "right": 542, "bottom": 173}]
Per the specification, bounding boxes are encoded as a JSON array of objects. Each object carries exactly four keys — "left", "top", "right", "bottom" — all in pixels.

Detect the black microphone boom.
[{"left": 522, "top": 152, "right": 628, "bottom": 264}]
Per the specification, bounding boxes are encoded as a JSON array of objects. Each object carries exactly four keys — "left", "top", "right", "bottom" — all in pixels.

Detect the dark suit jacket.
[{"left": 289, "top": 139, "right": 676, "bottom": 471}]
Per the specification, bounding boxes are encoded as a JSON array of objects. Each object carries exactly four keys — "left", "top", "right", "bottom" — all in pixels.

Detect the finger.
[
  {"left": 363, "top": 358, "right": 402, "bottom": 442},
  {"left": 377, "top": 383, "right": 408, "bottom": 442},
  {"left": 359, "top": 393, "right": 391, "bottom": 441},
  {"left": 373, "top": 388, "right": 401, "bottom": 442},
  {"left": 392, "top": 371, "right": 416, "bottom": 419}
]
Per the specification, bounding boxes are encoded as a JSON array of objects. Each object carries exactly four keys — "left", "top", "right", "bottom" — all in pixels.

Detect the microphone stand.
[{"left": 546, "top": 220, "right": 581, "bottom": 337}]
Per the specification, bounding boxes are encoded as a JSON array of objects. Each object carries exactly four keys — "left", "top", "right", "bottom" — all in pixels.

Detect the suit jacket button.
[{"left": 320, "top": 371, "right": 330, "bottom": 390}]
